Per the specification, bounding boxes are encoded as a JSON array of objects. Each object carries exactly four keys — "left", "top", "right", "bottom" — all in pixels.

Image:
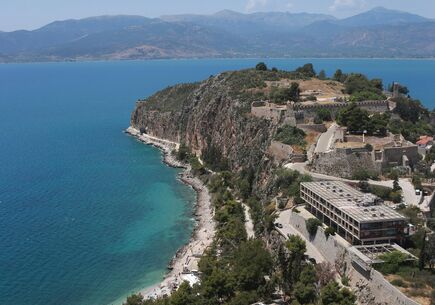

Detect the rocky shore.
[{"left": 125, "top": 127, "right": 215, "bottom": 300}]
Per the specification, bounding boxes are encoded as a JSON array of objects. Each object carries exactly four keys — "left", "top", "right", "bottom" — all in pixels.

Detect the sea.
[{"left": 0, "top": 59, "right": 434, "bottom": 305}]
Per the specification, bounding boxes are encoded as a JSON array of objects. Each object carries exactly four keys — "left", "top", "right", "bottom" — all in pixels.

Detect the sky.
[{"left": 1, "top": 0, "right": 435, "bottom": 31}]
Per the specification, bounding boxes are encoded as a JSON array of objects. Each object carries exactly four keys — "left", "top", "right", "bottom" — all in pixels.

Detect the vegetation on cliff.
[
  {"left": 127, "top": 63, "right": 435, "bottom": 305},
  {"left": 274, "top": 125, "right": 306, "bottom": 147}
]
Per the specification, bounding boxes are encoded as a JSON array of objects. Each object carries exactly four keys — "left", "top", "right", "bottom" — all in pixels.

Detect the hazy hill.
[
  {"left": 1, "top": 7, "right": 434, "bottom": 62},
  {"left": 161, "top": 10, "right": 336, "bottom": 34},
  {"left": 338, "top": 7, "right": 431, "bottom": 27}
]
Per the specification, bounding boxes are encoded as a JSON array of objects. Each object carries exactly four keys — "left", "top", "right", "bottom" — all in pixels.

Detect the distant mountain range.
[{"left": 1, "top": 7, "right": 434, "bottom": 62}]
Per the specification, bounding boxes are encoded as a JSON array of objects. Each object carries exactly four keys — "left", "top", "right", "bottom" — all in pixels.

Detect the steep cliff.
[{"left": 131, "top": 70, "right": 296, "bottom": 180}]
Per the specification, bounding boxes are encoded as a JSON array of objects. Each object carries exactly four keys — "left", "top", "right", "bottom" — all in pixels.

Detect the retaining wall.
[
  {"left": 297, "top": 124, "right": 327, "bottom": 133},
  {"left": 288, "top": 211, "right": 420, "bottom": 305}
]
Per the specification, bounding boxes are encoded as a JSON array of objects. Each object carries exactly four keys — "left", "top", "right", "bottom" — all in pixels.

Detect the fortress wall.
[{"left": 294, "top": 100, "right": 390, "bottom": 120}]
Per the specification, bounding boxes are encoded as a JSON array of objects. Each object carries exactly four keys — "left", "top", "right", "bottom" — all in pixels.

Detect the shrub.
[
  {"left": 305, "top": 95, "right": 317, "bottom": 101},
  {"left": 390, "top": 278, "right": 407, "bottom": 287},
  {"left": 275, "top": 125, "right": 306, "bottom": 147},
  {"left": 306, "top": 218, "right": 322, "bottom": 237},
  {"left": 255, "top": 62, "right": 268, "bottom": 71},
  {"left": 341, "top": 275, "right": 350, "bottom": 286},
  {"left": 365, "top": 143, "right": 373, "bottom": 152},
  {"left": 296, "top": 63, "right": 316, "bottom": 78},
  {"left": 269, "top": 83, "right": 300, "bottom": 103},
  {"left": 315, "top": 108, "right": 332, "bottom": 122},
  {"left": 352, "top": 168, "right": 378, "bottom": 181},
  {"left": 324, "top": 227, "right": 336, "bottom": 238},
  {"left": 377, "top": 251, "right": 408, "bottom": 274}
]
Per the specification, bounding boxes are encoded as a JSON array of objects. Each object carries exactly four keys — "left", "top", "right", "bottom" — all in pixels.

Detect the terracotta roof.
[{"left": 417, "top": 136, "right": 433, "bottom": 145}]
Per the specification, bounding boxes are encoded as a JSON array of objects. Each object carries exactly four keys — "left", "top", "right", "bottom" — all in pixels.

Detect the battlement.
[
  {"left": 250, "top": 99, "right": 389, "bottom": 125},
  {"left": 293, "top": 99, "right": 389, "bottom": 111}
]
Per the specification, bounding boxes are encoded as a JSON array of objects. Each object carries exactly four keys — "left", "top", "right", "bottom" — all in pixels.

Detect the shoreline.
[{"left": 125, "top": 127, "right": 215, "bottom": 300}]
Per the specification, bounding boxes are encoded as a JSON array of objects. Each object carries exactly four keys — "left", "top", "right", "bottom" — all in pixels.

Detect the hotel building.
[{"left": 300, "top": 181, "right": 407, "bottom": 245}]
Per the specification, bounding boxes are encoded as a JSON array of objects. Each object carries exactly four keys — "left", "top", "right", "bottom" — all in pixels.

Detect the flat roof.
[
  {"left": 349, "top": 243, "right": 416, "bottom": 265},
  {"left": 301, "top": 181, "right": 406, "bottom": 223},
  {"left": 301, "top": 181, "right": 362, "bottom": 201}
]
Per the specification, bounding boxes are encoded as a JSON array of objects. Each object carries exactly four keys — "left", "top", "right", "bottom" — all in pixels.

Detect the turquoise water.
[{"left": 0, "top": 59, "right": 434, "bottom": 305}]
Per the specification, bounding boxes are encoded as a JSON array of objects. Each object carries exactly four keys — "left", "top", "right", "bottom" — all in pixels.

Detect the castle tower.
[{"left": 392, "top": 82, "right": 400, "bottom": 98}]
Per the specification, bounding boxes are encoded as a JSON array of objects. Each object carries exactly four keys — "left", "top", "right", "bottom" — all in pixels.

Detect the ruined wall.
[
  {"left": 288, "top": 211, "right": 420, "bottom": 305},
  {"left": 311, "top": 150, "right": 381, "bottom": 179},
  {"left": 382, "top": 145, "right": 420, "bottom": 167},
  {"left": 251, "top": 102, "right": 286, "bottom": 124},
  {"left": 293, "top": 100, "right": 390, "bottom": 122}
]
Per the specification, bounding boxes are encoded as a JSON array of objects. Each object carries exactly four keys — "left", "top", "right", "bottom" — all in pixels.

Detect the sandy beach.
[{"left": 125, "top": 127, "right": 215, "bottom": 300}]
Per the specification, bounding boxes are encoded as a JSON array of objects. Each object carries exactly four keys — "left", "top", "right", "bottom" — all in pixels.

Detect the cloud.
[
  {"left": 329, "top": 0, "right": 366, "bottom": 12},
  {"left": 245, "top": 0, "right": 294, "bottom": 12}
]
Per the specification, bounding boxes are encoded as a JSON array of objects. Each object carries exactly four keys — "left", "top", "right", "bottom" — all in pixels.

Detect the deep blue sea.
[{"left": 0, "top": 59, "right": 434, "bottom": 305}]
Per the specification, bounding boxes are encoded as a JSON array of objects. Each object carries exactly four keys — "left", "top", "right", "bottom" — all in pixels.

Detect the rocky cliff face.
[{"left": 131, "top": 70, "right": 282, "bottom": 179}]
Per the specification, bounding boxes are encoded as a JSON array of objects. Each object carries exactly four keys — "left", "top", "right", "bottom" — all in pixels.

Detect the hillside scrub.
[
  {"left": 269, "top": 168, "right": 312, "bottom": 203},
  {"left": 269, "top": 82, "right": 300, "bottom": 103},
  {"left": 274, "top": 125, "right": 306, "bottom": 147},
  {"left": 336, "top": 103, "right": 389, "bottom": 136},
  {"left": 127, "top": 64, "right": 378, "bottom": 305},
  {"left": 343, "top": 73, "right": 385, "bottom": 101}
]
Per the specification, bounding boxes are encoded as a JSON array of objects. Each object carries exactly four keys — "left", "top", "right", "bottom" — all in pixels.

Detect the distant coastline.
[{"left": 2, "top": 56, "right": 435, "bottom": 65}]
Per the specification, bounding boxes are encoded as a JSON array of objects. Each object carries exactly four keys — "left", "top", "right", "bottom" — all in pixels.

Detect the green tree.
[
  {"left": 336, "top": 103, "right": 371, "bottom": 134},
  {"left": 377, "top": 250, "right": 408, "bottom": 274},
  {"left": 256, "top": 62, "right": 268, "bottom": 71},
  {"left": 419, "top": 231, "right": 427, "bottom": 271},
  {"left": 293, "top": 264, "right": 318, "bottom": 304},
  {"left": 318, "top": 69, "right": 327, "bottom": 80},
  {"left": 333, "top": 69, "right": 347, "bottom": 82},
  {"left": 371, "top": 78, "right": 384, "bottom": 91},
  {"left": 284, "top": 235, "right": 307, "bottom": 289},
  {"left": 293, "top": 281, "right": 317, "bottom": 304},
  {"left": 289, "top": 82, "right": 301, "bottom": 101},
  {"left": 201, "top": 267, "right": 235, "bottom": 302},
  {"left": 123, "top": 294, "right": 145, "bottom": 305},
  {"left": 393, "top": 177, "right": 402, "bottom": 192},
  {"left": 393, "top": 97, "right": 427, "bottom": 123},
  {"left": 232, "top": 240, "right": 273, "bottom": 291},
  {"left": 176, "top": 144, "right": 190, "bottom": 161},
  {"left": 170, "top": 282, "right": 197, "bottom": 305},
  {"left": 315, "top": 108, "right": 332, "bottom": 122},
  {"left": 275, "top": 125, "right": 306, "bottom": 146},
  {"left": 320, "top": 281, "right": 356, "bottom": 305},
  {"left": 296, "top": 63, "right": 316, "bottom": 77},
  {"left": 344, "top": 73, "right": 385, "bottom": 101},
  {"left": 306, "top": 218, "right": 322, "bottom": 237},
  {"left": 368, "top": 112, "right": 390, "bottom": 136}
]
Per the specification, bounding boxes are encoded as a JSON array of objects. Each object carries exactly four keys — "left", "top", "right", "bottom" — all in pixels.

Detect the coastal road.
[
  {"left": 276, "top": 209, "right": 325, "bottom": 263},
  {"left": 315, "top": 123, "right": 339, "bottom": 154}
]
